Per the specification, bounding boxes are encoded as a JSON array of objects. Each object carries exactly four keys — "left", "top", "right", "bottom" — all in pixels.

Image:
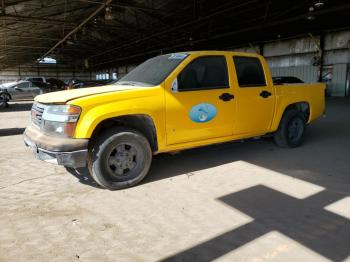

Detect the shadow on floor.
[
  {"left": 0, "top": 128, "right": 25, "bottom": 137},
  {"left": 65, "top": 167, "right": 102, "bottom": 189},
  {"left": 67, "top": 98, "right": 350, "bottom": 261},
  {"left": 1, "top": 101, "right": 33, "bottom": 112},
  {"left": 164, "top": 185, "right": 350, "bottom": 261}
]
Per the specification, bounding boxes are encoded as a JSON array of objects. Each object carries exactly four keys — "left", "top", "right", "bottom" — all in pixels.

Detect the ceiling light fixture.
[
  {"left": 105, "top": 6, "right": 113, "bottom": 21},
  {"left": 314, "top": 0, "right": 325, "bottom": 8},
  {"left": 306, "top": 6, "right": 316, "bottom": 20}
]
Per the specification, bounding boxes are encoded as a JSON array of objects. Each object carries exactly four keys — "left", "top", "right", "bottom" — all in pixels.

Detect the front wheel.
[
  {"left": 0, "top": 94, "right": 8, "bottom": 109},
  {"left": 88, "top": 127, "right": 152, "bottom": 190},
  {"left": 274, "top": 109, "right": 306, "bottom": 148}
]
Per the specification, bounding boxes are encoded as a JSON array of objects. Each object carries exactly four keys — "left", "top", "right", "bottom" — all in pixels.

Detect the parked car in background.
[
  {"left": 46, "top": 78, "right": 67, "bottom": 90},
  {"left": 0, "top": 80, "right": 43, "bottom": 101},
  {"left": 30, "top": 79, "right": 66, "bottom": 93},
  {"left": 272, "top": 76, "right": 304, "bottom": 85},
  {"left": 65, "top": 79, "right": 113, "bottom": 89},
  {"left": 0, "top": 77, "right": 68, "bottom": 107},
  {"left": 24, "top": 76, "right": 47, "bottom": 83}
]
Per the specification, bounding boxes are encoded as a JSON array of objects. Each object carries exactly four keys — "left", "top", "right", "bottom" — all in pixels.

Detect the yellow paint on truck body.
[{"left": 35, "top": 51, "right": 325, "bottom": 153}]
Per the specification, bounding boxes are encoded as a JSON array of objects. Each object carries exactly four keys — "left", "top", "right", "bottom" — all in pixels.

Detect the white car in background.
[{"left": 0, "top": 80, "right": 43, "bottom": 102}]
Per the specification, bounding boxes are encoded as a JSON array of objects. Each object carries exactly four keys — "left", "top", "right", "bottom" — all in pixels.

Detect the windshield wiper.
[
  {"left": 116, "top": 81, "right": 152, "bottom": 87},
  {"left": 117, "top": 81, "right": 137, "bottom": 86}
]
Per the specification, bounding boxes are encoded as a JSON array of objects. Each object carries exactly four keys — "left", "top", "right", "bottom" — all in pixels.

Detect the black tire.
[
  {"left": 274, "top": 109, "right": 306, "bottom": 148},
  {"left": 0, "top": 92, "right": 10, "bottom": 101},
  {"left": 88, "top": 127, "right": 152, "bottom": 190},
  {"left": 0, "top": 95, "right": 7, "bottom": 109}
]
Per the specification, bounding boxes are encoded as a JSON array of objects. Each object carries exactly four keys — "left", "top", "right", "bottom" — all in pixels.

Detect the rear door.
[
  {"left": 165, "top": 55, "right": 236, "bottom": 145},
  {"left": 231, "top": 55, "right": 275, "bottom": 134},
  {"left": 28, "top": 82, "right": 42, "bottom": 98}
]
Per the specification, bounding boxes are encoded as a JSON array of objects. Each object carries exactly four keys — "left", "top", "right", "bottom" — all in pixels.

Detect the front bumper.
[{"left": 23, "top": 125, "right": 89, "bottom": 168}]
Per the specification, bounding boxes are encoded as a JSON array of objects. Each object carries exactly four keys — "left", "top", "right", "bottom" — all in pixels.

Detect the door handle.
[
  {"left": 260, "top": 90, "right": 272, "bottom": 98},
  {"left": 219, "top": 93, "right": 234, "bottom": 101}
]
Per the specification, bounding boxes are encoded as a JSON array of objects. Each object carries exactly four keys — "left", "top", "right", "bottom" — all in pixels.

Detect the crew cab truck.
[{"left": 23, "top": 51, "right": 325, "bottom": 190}]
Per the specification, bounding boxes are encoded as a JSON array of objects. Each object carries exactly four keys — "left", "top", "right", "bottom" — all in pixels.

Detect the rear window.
[
  {"left": 233, "top": 56, "right": 266, "bottom": 87},
  {"left": 273, "top": 76, "right": 304, "bottom": 84},
  {"left": 118, "top": 54, "right": 188, "bottom": 86}
]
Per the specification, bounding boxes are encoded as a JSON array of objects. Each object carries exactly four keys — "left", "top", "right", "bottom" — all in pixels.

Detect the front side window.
[
  {"left": 31, "top": 78, "right": 43, "bottom": 82},
  {"left": 178, "top": 56, "right": 229, "bottom": 91},
  {"left": 233, "top": 56, "right": 266, "bottom": 87},
  {"left": 17, "top": 82, "right": 30, "bottom": 89}
]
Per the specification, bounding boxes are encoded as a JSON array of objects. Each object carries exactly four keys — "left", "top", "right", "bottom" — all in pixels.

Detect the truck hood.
[{"left": 35, "top": 84, "right": 147, "bottom": 104}]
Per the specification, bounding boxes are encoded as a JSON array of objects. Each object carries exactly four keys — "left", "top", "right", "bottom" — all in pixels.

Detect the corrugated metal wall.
[
  {"left": 0, "top": 64, "right": 93, "bottom": 84},
  {"left": 270, "top": 66, "right": 318, "bottom": 83},
  {"left": 261, "top": 30, "right": 350, "bottom": 96},
  {"left": 332, "top": 64, "right": 347, "bottom": 96}
]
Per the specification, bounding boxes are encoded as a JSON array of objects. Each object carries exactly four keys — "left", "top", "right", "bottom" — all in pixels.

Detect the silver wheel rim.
[{"left": 107, "top": 143, "right": 138, "bottom": 177}]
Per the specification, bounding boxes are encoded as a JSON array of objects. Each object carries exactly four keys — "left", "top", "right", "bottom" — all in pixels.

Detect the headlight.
[{"left": 42, "top": 105, "right": 81, "bottom": 138}]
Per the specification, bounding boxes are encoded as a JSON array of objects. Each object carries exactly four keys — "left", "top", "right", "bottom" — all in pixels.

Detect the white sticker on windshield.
[{"left": 168, "top": 53, "right": 188, "bottom": 60}]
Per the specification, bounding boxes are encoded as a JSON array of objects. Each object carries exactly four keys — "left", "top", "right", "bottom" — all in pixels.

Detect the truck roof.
[{"left": 177, "top": 50, "right": 263, "bottom": 58}]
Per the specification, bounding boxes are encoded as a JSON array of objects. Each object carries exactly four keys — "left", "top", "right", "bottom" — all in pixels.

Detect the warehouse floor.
[{"left": 0, "top": 99, "right": 349, "bottom": 262}]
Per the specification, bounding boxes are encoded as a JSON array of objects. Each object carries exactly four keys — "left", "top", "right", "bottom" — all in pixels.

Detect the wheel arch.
[
  {"left": 89, "top": 114, "right": 158, "bottom": 153},
  {"left": 283, "top": 101, "right": 310, "bottom": 122},
  {"left": 272, "top": 101, "right": 310, "bottom": 131}
]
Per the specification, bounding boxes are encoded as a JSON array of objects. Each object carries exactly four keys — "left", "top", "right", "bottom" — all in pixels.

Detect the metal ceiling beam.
[
  {"left": 88, "top": 0, "right": 260, "bottom": 59},
  {"left": 0, "top": 44, "right": 48, "bottom": 49},
  {"left": 0, "top": 0, "right": 33, "bottom": 9},
  {"left": 37, "top": 0, "right": 112, "bottom": 61},
  {"left": 76, "top": 0, "right": 169, "bottom": 13},
  {"left": 93, "top": 1, "right": 350, "bottom": 67},
  {"left": 0, "top": 14, "right": 77, "bottom": 26},
  {"left": 0, "top": 35, "right": 61, "bottom": 41}
]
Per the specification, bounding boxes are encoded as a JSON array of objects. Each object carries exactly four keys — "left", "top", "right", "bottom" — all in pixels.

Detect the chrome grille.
[{"left": 31, "top": 103, "right": 45, "bottom": 128}]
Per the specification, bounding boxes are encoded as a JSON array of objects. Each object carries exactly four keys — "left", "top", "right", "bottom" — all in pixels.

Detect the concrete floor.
[{"left": 0, "top": 99, "right": 349, "bottom": 262}]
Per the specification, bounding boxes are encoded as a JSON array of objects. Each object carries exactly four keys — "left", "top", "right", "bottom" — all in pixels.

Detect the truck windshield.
[{"left": 117, "top": 53, "right": 188, "bottom": 86}]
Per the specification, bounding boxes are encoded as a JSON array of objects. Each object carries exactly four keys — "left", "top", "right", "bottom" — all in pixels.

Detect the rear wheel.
[
  {"left": 274, "top": 109, "right": 306, "bottom": 148},
  {"left": 88, "top": 127, "right": 152, "bottom": 190}
]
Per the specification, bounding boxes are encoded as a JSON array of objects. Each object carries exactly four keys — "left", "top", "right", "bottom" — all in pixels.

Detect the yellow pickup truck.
[{"left": 24, "top": 51, "right": 325, "bottom": 190}]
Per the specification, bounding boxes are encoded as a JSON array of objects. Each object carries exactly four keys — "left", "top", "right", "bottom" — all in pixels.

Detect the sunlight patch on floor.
[
  {"left": 196, "top": 160, "right": 325, "bottom": 199},
  {"left": 324, "top": 196, "right": 350, "bottom": 220}
]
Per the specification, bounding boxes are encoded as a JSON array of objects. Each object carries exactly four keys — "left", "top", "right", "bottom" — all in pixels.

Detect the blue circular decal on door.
[{"left": 189, "top": 103, "right": 217, "bottom": 123}]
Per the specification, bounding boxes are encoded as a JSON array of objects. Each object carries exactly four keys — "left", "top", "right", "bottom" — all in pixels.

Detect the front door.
[
  {"left": 11, "top": 82, "right": 32, "bottom": 100},
  {"left": 165, "top": 55, "right": 236, "bottom": 145},
  {"left": 231, "top": 55, "right": 275, "bottom": 135}
]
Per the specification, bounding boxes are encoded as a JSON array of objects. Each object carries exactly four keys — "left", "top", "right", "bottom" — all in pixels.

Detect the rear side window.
[
  {"left": 178, "top": 56, "right": 229, "bottom": 91},
  {"left": 233, "top": 56, "right": 266, "bottom": 87}
]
